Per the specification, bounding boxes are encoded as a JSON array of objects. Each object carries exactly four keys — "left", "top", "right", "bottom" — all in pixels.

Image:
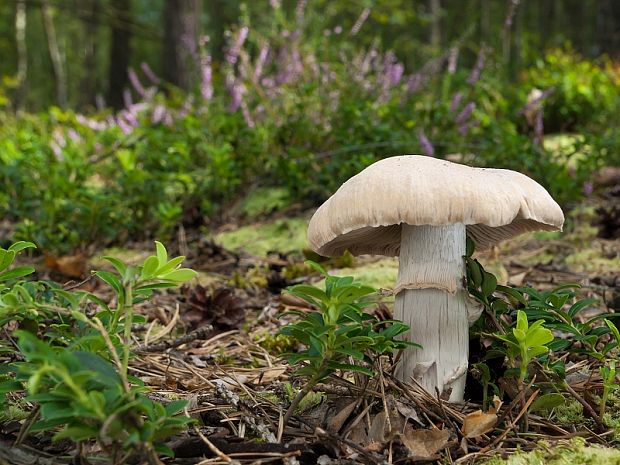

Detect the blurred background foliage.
[{"left": 0, "top": 0, "right": 618, "bottom": 254}]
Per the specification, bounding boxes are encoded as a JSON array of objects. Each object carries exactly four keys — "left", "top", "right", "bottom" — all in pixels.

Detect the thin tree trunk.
[
  {"left": 163, "top": 0, "right": 201, "bottom": 90},
  {"left": 108, "top": 0, "right": 132, "bottom": 109},
  {"left": 79, "top": 0, "right": 99, "bottom": 108},
  {"left": 41, "top": 0, "right": 67, "bottom": 108},
  {"left": 15, "top": 0, "right": 27, "bottom": 111},
  {"left": 430, "top": 0, "right": 441, "bottom": 49}
]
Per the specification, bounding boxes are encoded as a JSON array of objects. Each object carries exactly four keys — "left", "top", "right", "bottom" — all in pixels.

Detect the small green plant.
[
  {"left": 0, "top": 241, "right": 198, "bottom": 463},
  {"left": 599, "top": 360, "right": 619, "bottom": 419},
  {"left": 279, "top": 261, "right": 416, "bottom": 426},
  {"left": 494, "top": 310, "right": 554, "bottom": 384}
]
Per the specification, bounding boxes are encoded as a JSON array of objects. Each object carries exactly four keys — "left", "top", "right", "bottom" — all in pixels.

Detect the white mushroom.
[{"left": 307, "top": 155, "right": 564, "bottom": 402}]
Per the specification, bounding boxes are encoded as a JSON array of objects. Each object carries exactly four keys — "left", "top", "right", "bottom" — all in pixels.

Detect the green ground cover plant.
[{"left": 0, "top": 242, "right": 197, "bottom": 464}]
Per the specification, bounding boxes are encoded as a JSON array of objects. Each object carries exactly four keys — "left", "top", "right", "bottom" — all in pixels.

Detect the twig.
[
  {"left": 138, "top": 324, "right": 213, "bottom": 352},
  {"left": 564, "top": 382, "right": 606, "bottom": 430}
]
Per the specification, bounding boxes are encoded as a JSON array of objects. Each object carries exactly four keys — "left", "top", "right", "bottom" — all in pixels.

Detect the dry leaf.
[
  {"left": 395, "top": 400, "right": 422, "bottom": 425},
  {"left": 44, "top": 253, "right": 87, "bottom": 278},
  {"left": 328, "top": 400, "right": 358, "bottom": 433},
  {"left": 462, "top": 410, "right": 497, "bottom": 438},
  {"left": 400, "top": 426, "right": 449, "bottom": 459},
  {"left": 368, "top": 410, "right": 388, "bottom": 443}
]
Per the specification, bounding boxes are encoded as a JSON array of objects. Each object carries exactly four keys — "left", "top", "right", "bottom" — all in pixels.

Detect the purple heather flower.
[
  {"left": 467, "top": 49, "right": 486, "bottom": 85},
  {"left": 226, "top": 26, "right": 249, "bottom": 65},
  {"left": 140, "top": 62, "right": 160, "bottom": 84},
  {"left": 388, "top": 63, "right": 404, "bottom": 86},
  {"left": 455, "top": 102, "right": 476, "bottom": 126},
  {"left": 582, "top": 182, "right": 594, "bottom": 196},
  {"left": 450, "top": 92, "right": 463, "bottom": 113},
  {"left": 152, "top": 105, "right": 166, "bottom": 124},
  {"left": 241, "top": 101, "right": 254, "bottom": 128},
  {"left": 254, "top": 45, "right": 270, "bottom": 82},
  {"left": 417, "top": 130, "right": 435, "bottom": 157},
  {"left": 116, "top": 116, "right": 132, "bottom": 135},
  {"left": 504, "top": 0, "right": 521, "bottom": 28},
  {"left": 406, "top": 74, "right": 423, "bottom": 94},
  {"left": 447, "top": 47, "right": 459, "bottom": 74},
  {"left": 128, "top": 68, "right": 146, "bottom": 97},
  {"left": 229, "top": 81, "right": 245, "bottom": 112},
  {"left": 295, "top": 0, "right": 307, "bottom": 23},
  {"left": 333, "top": 25, "right": 343, "bottom": 34},
  {"left": 201, "top": 55, "right": 213, "bottom": 100},
  {"left": 350, "top": 8, "right": 370, "bottom": 36},
  {"left": 67, "top": 128, "right": 80, "bottom": 143},
  {"left": 122, "top": 111, "right": 139, "bottom": 127}
]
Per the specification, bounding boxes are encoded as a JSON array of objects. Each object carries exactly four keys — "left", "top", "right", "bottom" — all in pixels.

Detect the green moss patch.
[
  {"left": 484, "top": 438, "right": 620, "bottom": 465},
  {"left": 216, "top": 217, "right": 309, "bottom": 256}
]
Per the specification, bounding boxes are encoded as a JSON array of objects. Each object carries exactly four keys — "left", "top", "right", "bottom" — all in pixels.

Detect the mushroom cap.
[{"left": 308, "top": 155, "right": 564, "bottom": 256}]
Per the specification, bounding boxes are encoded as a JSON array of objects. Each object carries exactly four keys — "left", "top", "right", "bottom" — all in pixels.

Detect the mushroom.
[{"left": 307, "top": 155, "right": 564, "bottom": 402}]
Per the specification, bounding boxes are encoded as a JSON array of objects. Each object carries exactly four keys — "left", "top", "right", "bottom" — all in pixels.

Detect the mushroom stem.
[{"left": 394, "top": 223, "right": 469, "bottom": 402}]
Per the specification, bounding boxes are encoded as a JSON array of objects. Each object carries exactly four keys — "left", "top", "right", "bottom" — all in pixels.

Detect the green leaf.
[
  {"left": 0, "top": 250, "right": 16, "bottom": 272},
  {"left": 0, "top": 266, "right": 35, "bottom": 281},
  {"left": 164, "top": 399, "right": 189, "bottom": 415},
  {"left": 140, "top": 255, "right": 160, "bottom": 279},
  {"left": 481, "top": 271, "right": 497, "bottom": 297},
  {"left": 8, "top": 241, "right": 37, "bottom": 253},
  {"left": 529, "top": 393, "right": 565, "bottom": 413},
  {"left": 155, "top": 241, "right": 168, "bottom": 265},
  {"left": 94, "top": 271, "right": 123, "bottom": 295},
  {"left": 102, "top": 256, "right": 128, "bottom": 278},
  {"left": 326, "top": 362, "right": 373, "bottom": 376},
  {"left": 160, "top": 268, "right": 197, "bottom": 282},
  {"left": 155, "top": 256, "right": 185, "bottom": 275}
]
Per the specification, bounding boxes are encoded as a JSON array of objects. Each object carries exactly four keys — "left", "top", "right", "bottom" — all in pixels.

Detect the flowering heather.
[
  {"left": 140, "top": 62, "right": 161, "bottom": 85},
  {"left": 447, "top": 47, "right": 459, "bottom": 74},
  {"left": 226, "top": 27, "right": 249, "bottom": 65},
  {"left": 417, "top": 130, "right": 435, "bottom": 157},
  {"left": 467, "top": 49, "right": 485, "bottom": 85},
  {"left": 200, "top": 55, "right": 214, "bottom": 101},
  {"left": 455, "top": 102, "right": 476, "bottom": 126},
  {"left": 350, "top": 8, "right": 370, "bottom": 36},
  {"left": 450, "top": 92, "right": 463, "bottom": 113},
  {"left": 128, "top": 68, "right": 147, "bottom": 98}
]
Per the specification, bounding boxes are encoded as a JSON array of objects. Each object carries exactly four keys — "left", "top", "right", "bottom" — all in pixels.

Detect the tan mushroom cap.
[{"left": 308, "top": 155, "right": 564, "bottom": 256}]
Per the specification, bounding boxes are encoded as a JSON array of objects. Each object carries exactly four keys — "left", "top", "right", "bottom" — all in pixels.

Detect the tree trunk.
[
  {"left": 430, "top": 0, "right": 441, "bottom": 49},
  {"left": 79, "top": 0, "right": 99, "bottom": 108},
  {"left": 41, "top": 0, "right": 68, "bottom": 108},
  {"left": 108, "top": 0, "right": 132, "bottom": 109},
  {"left": 14, "top": 0, "right": 27, "bottom": 111},
  {"left": 163, "top": 0, "right": 201, "bottom": 90}
]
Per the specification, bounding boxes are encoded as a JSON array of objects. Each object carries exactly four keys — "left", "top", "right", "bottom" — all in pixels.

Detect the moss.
[
  {"left": 484, "top": 438, "right": 620, "bottom": 465},
  {"left": 255, "top": 332, "right": 297, "bottom": 355},
  {"left": 554, "top": 398, "right": 585, "bottom": 424},
  {"left": 216, "top": 217, "right": 309, "bottom": 256},
  {"left": 238, "top": 187, "right": 290, "bottom": 219},
  {"left": 565, "top": 249, "right": 620, "bottom": 273},
  {"left": 324, "top": 258, "right": 399, "bottom": 291}
]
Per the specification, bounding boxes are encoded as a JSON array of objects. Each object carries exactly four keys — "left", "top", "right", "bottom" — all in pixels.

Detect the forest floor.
[{"left": 1, "top": 183, "right": 619, "bottom": 465}]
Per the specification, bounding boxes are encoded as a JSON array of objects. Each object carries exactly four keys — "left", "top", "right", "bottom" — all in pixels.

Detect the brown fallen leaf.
[
  {"left": 461, "top": 396, "right": 502, "bottom": 438},
  {"left": 44, "top": 253, "right": 88, "bottom": 278},
  {"left": 327, "top": 399, "right": 358, "bottom": 433},
  {"left": 400, "top": 426, "right": 449, "bottom": 459}
]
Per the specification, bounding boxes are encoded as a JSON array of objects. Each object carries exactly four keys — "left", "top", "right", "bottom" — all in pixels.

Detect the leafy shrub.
[{"left": 520, "top": 49, "right": 618, "bottom": 132}]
